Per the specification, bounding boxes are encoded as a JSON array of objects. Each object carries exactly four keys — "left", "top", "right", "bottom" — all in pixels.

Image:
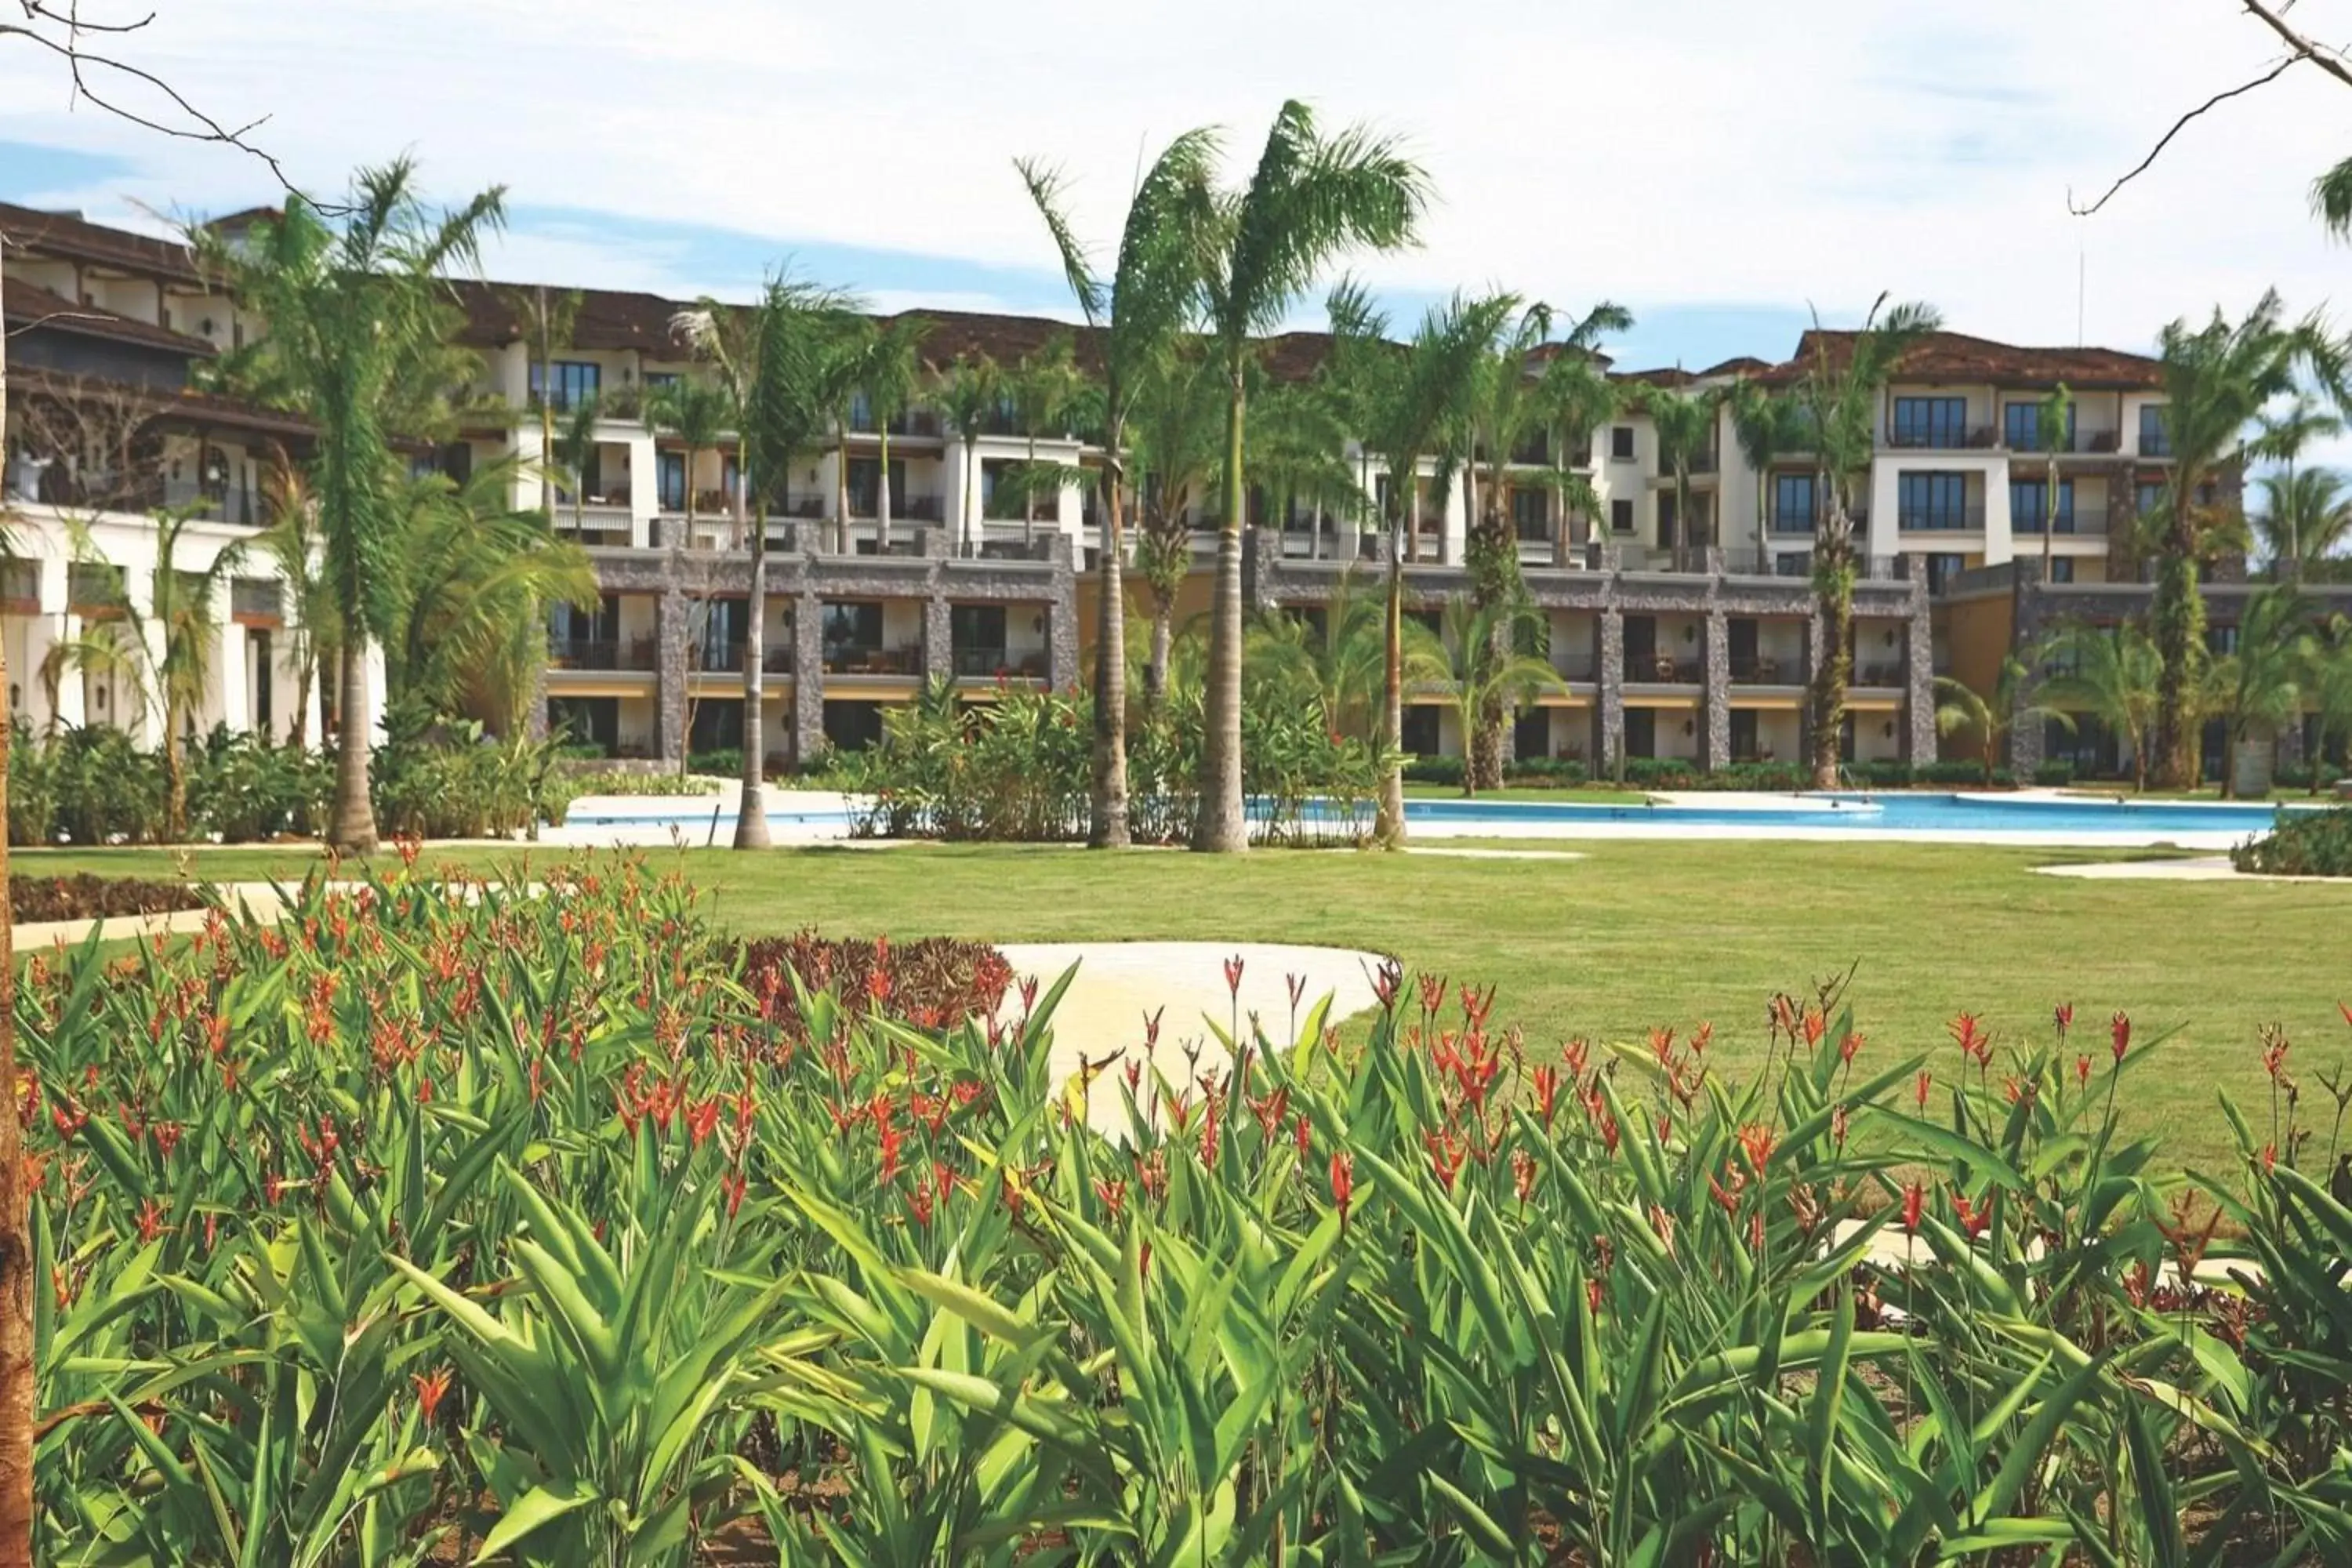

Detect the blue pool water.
[{"left": 564, "top": 792, "right": 2307, "bottom": 842}]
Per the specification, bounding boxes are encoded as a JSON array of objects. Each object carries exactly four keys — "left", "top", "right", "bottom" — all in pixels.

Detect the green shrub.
[
  {"left": 2034, "top": 760, "right": 2078, "bottom": 786},
  {"left": 2230, "top": 804, "right": 2352, "bottom": 876},
  {"left": 371, "top": 701, "right": 575, "bottom": 840},
  {"left": 10, "top": 872, "right": 202, "bottom": 924},
  {"left": 566, "top": 768, "right": 723, "bottom": 797},
  {"left": 688, "top": 746, "right": 745, "bottom": 779}
]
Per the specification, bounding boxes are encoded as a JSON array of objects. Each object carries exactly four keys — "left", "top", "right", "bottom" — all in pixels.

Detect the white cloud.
[{"left": 5, "top": 0, "right": 2352, "bottom": 357}]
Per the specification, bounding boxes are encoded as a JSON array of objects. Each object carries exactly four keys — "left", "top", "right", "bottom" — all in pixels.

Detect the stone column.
[
  {"left": 1700, "top": 607, "right": 1731, "bottom": 771},
  {"left": 921, "top": 592, "right": 954, "bottom": 682},
  {"left": 1596, "top": 606, "right": 1624, "bottom": 775},
  {"left": 1047, "top": 597, "right": 1080, "bottom": 691},
  {"left": 1903, "top": 588, "right": 1938, "bottom": 767},
  {"left": 654, "top": 588, "right": 689, "bottom": 762},
  {"left": 523, "top": 662, "right": 550, "bottom": 742},
  {"left": 793, "top": 588, "right": 826, "bottom": 762}
]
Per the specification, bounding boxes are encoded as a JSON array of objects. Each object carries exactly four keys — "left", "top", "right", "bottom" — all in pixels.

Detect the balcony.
[
  {"left": 230, "top": 578, "right": 284, "bottom": 627},
  {"left": 548, "top": 636, "right": 659, "bottom": 673},
  {"left": 1886, "top": 426, "right": 1996, "bottom": 452},
  {"left": 953, "top": 646, "right": 1050, "bottom": 679},
  {"left": 1627, "top": 653, "right": 1701, "bottom": 684},
  {"left": 1730, "top": 654, "right": 1799, "bottom": 685},
  {"left": 1552, "top": 648, "right": 1596, "bottom": 681},
  {"left": 822, "top": 644, "right": 922, "bottom": 677},
  {"left": 1854, "top": 659, "right": 1907, "bottom": 690},
  {"left": 846, "top": 408, "right": 945, "bottom": 439},
  {"left": 1898, "top": 506, "right": 1985, "bottom": 533}
]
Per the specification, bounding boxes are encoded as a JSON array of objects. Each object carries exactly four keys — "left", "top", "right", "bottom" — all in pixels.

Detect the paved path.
[{"left": 2034, "top": 855, "right": 2352, "bottom": 884}]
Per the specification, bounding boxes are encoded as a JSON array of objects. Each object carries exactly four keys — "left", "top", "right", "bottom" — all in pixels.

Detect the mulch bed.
[{"left": 10, "top": 873, "right": 207, "bottom": 925}]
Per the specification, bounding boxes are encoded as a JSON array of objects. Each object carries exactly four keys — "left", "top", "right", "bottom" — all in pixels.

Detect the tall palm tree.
[
  {"left": 1639, "top": 383, "right": 1722, "bottom": 569},
  {"left": 1248, "top": 376, "right": 1358, "bottom": 563},
  {"left": 507, "top": 285, "right": 583, "bottom": 521},
  {"left": 1019, "top": 129, "right": 1221, "bottom": 849},
  {"left": 1197, "top": 100, "right": 1429, "bottom": 854},
  {"left": 1543, "top": 352, "right": 1619, "bottom": 564},
  {"left": 1001, "top": 338, "right": 1087, "bottom": 549},
  {"left": 2145, "top": 292, "right": 2339, "bottom": 789},
  {"left": 193, "top": 159, "right": 507, "bottom": 854},
  {"left": 256, "top": 448, "right": 330, "bottom": 751},
  {"left": 2302, "top": 612, "right": 2352, "bottom": 793},
  {"left": 1788, "top": 296, "right": 1941, "bottom": 789},
  {"left": 1330, "top": 282, "right": 1519, "bottom": 845},
  {"left": 1243, "top": 566, "right": 1436, "bottom": 741},
  {"left": 862, "top": 316, "right": 931, "bottom": 554},
  {"left": 644, "top": 376, "right": 731, "bottom": 549},
  {"left": 686, "top": 274, "right": 862, "bottom": 846},
  {"left": 552, "top": 390, "right": 604, "bottom": 537},
  {"left": 1128, "top": 347, "right": 1225, "bottom": 706},
  {"left": 2208, "top": 585, "right": 2313, "bottom": 797},
  {"left": 935, "top": 354, "right": 1002, "bottom": 554},
  {"left": 1436, "top": 592, "right": 1564, "bottom": 797},
  {"left": 1933, "top": 655, "right": 2071, "bottom": 786},
  {"left": 2038, "top": 620, "right": 2164, "bottom": 792},
  {"left": 2031, "top": 384, "right": 2073, "bottom": 582},
  {"left": 1728, "top": 378, "right": 1804, "bottom": 559},
  {"left": 2252, "top": 466, "right": 2352, "bottom": 578}
]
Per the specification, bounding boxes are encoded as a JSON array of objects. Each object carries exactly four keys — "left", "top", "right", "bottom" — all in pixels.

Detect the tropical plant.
[
  {"left": 2144, "top": 292, "right": 2340, "bottom": 789},
  {"left": 933, "top": 353, "right": 1002, "bottom": 554},
  {"left": 642, "top": 374, "right": 731, "bottom": 549},
  {"left": 2304, "top": 612, "right": 2352, "bottom": 793},
  {"left": 1635, "top": 382, "right": 1722, "bottom": 564},
  {"left": 994, "top": 336, "right": 1090, "bottom": 549},
  {"left": 550, "top": 387, "right": 604, "bottom": 536},
  {"left": 192, "top": 158, "right": 507, "bottom": 854},
  {"left": 1127, "top": 346, "right": 1225, "bottom": 706},
  {"left": 1198, "top": 99, "right": 1429, "bottom": 854},
  {"left": 1328, "top": 283, "right": 1520, "bottom": 843},
  {"left": 1788, "top": 296, "right": 1942, "bottom": 789},
  {"left": 1247, "top": 375, "right": 1359, "bottom": 561},
  {"left": 255, "top": 448, "right": 331, "bottom": 753},
  {"left": 1434, "top": 592, "right": 1564, "bottom": 796},
  {"left": 2252, "top": 466, "right": 2352, "bottom": 579},
  {"left": 858, "top": 315, "right": 931, "bottom": 554},
  {"left": 1244, "top": 568, "right": 1441, "bottom": 743},
  {"left": 2038, "top": 619, "right": 2165, "bottom": 791},
  {"left": 1019, "top": 126, "right": 1220, "bottom": 848},
  {"left": 1727, "top": 378, "right": 1807, "bottom": 557},
  {"left": 507, "top": 284, "right": 584, "bottom": 521},
  {"left": 2028, "top": 383, "right": 2072, "bottom": 580},
  {"left": 2208, "top": 585, "right": 2314, "bottom": 797},
  {"left": 1933, "top": 655, "right": 2071, "bottom": 786}
]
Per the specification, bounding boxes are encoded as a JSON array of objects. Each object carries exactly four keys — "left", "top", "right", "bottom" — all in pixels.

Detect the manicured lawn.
[
  {"left": 16, "top": 837, "right": 2349, "bottom": 1169},
  {"left": 1402, "top": 782, "right": 1643, "bottom": 804}
]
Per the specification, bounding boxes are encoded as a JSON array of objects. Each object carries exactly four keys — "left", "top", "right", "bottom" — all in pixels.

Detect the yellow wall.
[{"left": 1938, "top": 594, "right": 2017, "bottom": 759}]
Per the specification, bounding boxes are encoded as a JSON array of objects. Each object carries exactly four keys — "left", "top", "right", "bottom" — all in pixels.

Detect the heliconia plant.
[{"left": 13, "top": 848, "right": 2352, "bottom": 1564}]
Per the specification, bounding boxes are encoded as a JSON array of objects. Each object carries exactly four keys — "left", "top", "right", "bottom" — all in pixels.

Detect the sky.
[{"left": 3, "top": 0, "right": 2352, "bottom": 385}]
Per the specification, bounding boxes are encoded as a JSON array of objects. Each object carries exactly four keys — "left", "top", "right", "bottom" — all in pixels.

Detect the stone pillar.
[
  {"left": 1047, "top": 597, "right": 1080, "bottom": 691},
  {"left": 793, "top": 588, "right": 826, "bottom": 762},
  {"left": 1700, "top": 607, "right": 1731, "bottom": 771},
  {"left": 920, "top": 592, "right": 954, "bottom": 681},
  {"left": 1596, "top": 606, "right": 1625, "bottom": 776},
  {"left": 654, "top": 588, "right": 689, "bottom": 762},
  {"left": 1904, "top": 587, "right": 1937, "bottom": 767},
  {"left": 523, "top": 662, "right": 550, "bottom": 742}
]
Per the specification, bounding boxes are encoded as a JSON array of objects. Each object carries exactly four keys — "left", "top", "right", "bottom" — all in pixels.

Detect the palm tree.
[
  {"left": 193, "top": 159, "right": 506, "bottom": 853},
  {"left": 1637, "top": 384, "right": 1722, "bottom": 568},
  {"left": 1001, "top": 338, "right": 1087, "bottom": 549},
  {"left": 1128, "top": 347, "right": 1225, "bottom": 706},
  {"left": 1247, "top": 376, "right": 1358, "bottom": 563},
  {"left": 1543, "top": 353, "right": 1619, "bottom": 564},
  {"left": 2207, "top": 585, "right": 2313, "bottom": 797},
  {"left": 1330, "top": 283, "right": 1520, "bottom": 845},
  {"left": 552, "top": 390, "right": 604, "bottom": 537},
  {"left": 935, "top": 354, "right": 1002, "bottom": 554},
  {"left": 2038, "top": 621, "right": 2164, "bottom": 791},
  {"left": 2252, "top": 466, "right": 2352, "bottom": 579},
  {"left": 1933, "top": 655, "right": 2071, "bottom": 786},
  {"left": 2145, "top": 292, "right": 2339, "bottom": 789},
  {"left": 2302, "top": 612, "right": 2352, "bottom": 793},
  {"left": 2030, "top": 384, "right": 2073, "bottom": 582},
  {"left": 684, "top": 274, "right": 862, "bottom": 846},
  {"left": 1197, "top": 100, "right": 1429, "bottom": 855},
  {"left": 1436, "top": 593, "right": 1563, "bottom": 797},
  {"left": 382, "top": 457, "right": 595, "bottom": 734},
  {"left": 256, "top": 448, "right": 330, "bottom": 751},
  {"left": 1019, "top": 129, "right": 1221, "bottom": 849},
  {"left": 644, "top": 375, "right": 731, "bottom": 550},
  {"left": 507, "top": 285, "right": 583, "bottom": 521},
  {"left": 862, "top": 316, "right": 931, "bottom": 554},
  {"left": 1243, "top": 567, "right": 1435, "bottom": 741},
  {"left": 1727, "top": 378, "right": 1804, "bottom": 561},
  {"left": 1788, "top": 296, "right": 1941, "bottom": 789}
]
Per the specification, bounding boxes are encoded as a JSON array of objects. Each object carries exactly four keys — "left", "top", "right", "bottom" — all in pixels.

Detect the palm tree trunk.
[
  {"left": 1147, "top": 593, "right": 1174, "bottom": 711},
  {"left": 165, "top": 699, "right": 185, "bottom": 840},
  {"left": 1195, "top": 367, "right": 1249, "bottom": 853},
  {"left": 963, "top": 437, "right": 978, "bottom": 555},
  {"left": 2151, "top": 499, "right": 2204, "bottom": 790},
  {"left": 1023, "top": 431, "right": 1038, "bottom": 550},
  {"left": 877, "top": 427, "right": 894, "bottom": 555},
  {"left": 327, "top": 629, "right": 378, "bottom": 853},
  {"left": 1091, "top": 447, "right": 1132, "bottom": 848},
  {"left": 0, "top": 231, "right": 33, "bottom": 1566},
  {"left": 835, "top": 436, "right": 851, "bottom": 555},
  {"left": 1377, "top": 501, "right": 1406, "bottom": 849},
  {"left": 1809, "top": 517, "right": 1854, "bottom": 792},
  {"left": 735, "top": 505, "right": 772, "bottom": 849}
]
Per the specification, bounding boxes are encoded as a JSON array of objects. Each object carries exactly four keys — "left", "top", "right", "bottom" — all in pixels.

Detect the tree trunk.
[
  {"left": 835, "top": 437, "right": 851, "bottom": 555},
  {"left": 1091, "top": 448, "right": 1132, "bottom": 849},
  {"left": 164, "top": 700, "right": 185, "bottom": 841},
  {"left": 735, "top": 506, "right": 772, "bottom": 849},
  {"left": 328, "top": 630, "right": 378, "bottom": 854},
  {"left": 1809, "top": 524, "right": 1854, "bottom": 792},
  {"left": 2150, "top": 501, "right": 2203, "bottom": 791},
  {"left": 1377, "top": 501, "right": 1406, "bottom": 849},
  {"left": 876, "top": 427, "right": 893, "bottom": 555},
  {"left": 1194, "top": 368, "right": 1248, "bottom": 853},
  {"left": 1022, "top": 432, "right": 1038, "bottom": 551},
  {"left": 1147, "top": 597, "right": 1173, "bottom": 712},
  {"left": 0, "top": 232, "right": 34, "bottom": 1568},
  {"left": 963, "top": 437, "right": 978, "bottom": 556}
]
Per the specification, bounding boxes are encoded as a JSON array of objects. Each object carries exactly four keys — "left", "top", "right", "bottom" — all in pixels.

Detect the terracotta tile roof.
[
  {"left": 448, "top": 278, "right": 702, "bottom": 354},
  {"left": 1611, "top": 365, "right": 1699, "bottom": 389},
  {"left": 1769, "top": 329, "right": 2164, "bottom": 391},
  {"left": 1700, "top": 354, "right": 1774, "bottom": 378},
  {"left": 6, "top": 364, "right": 315, "bottom": 441},
  {"left": 2, "top": 276, "right": 216, "bottom": 358},
  {"left": 0, "top": 200, "right": 204, "bottom": 285}
]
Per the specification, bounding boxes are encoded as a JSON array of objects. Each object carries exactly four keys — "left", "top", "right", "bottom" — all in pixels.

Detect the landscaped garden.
[{"left": 18, "top": 847, "right": 2352, "bottom": 1563}]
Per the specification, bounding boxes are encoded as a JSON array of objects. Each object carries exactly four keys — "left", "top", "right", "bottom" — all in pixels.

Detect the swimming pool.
[{"left": 556, "top": 791, "right": 2309, "bottom": 848}]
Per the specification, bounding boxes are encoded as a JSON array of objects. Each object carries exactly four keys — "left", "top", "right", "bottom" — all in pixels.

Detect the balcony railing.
[
  {"left": 764, "top": 646, "right": 795, "bottom": 675},
  {"left": 548, "top": 636, "right": 659, "bottom": 672},
  {"left": 2139, "top": 432, "right": 2173, "bottom": 458},
  {"left": 1854, "top": 661, "right": 1907, "bottom": 689},
  {"left": 1551, "top": 649, "right": 1596, "bottom": 681},
  {"left": 1898, "top": 505, "right": 1986, "bottom": 532},
  {"left": 822, "top": 644, "right": 921, "bottom": 677},
  {"left": 1888, "top": 425, "right": 1996, "bottom": 451},
  {"left": 953, "top": 646, "right": 1050, "bottom": 679},
  {"left": 2011, "top": 510, "right": 2080, "bottom": 535},
  {"left": 1627, "top": 653, "right": 1701, "bottom": 684},
  {"left": 1729, "top": 653, "right": 1799, "bottom": 684}
]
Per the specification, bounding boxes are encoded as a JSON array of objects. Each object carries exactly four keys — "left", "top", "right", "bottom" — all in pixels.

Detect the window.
[
  {"left": 1891, "top": 397, "right": 1967, "bottom": 448},
  {"left": 1773, "top": 551, "right": 1811, "bottom": 579},
  {"left": 1771, "top": 472, "right": 1816, "bottom": 533},
  {"left": 658, "top": 452, "right": 686, "bottom": 510},
  {"left": 2003, "top": 400, "right": 2074, "bottom": 452},
  {"left": 2139, "top": 404, "right": 2171, "bottom": 457},
  {"left": 2206, "top": 623, "right": 2240, "bottom": 656},
  {"left": 950, "top": 604, "right": 1008, "bottom": 676},
  {"left": 1730, "top": 710, "right": 1760, "bottom": 761},
  {"left": 644, "top": 372, "right": 680, "bottom": 390},
  {"left": 548, "top": 695, "right": 620, "bottom": 755},
  {"left": 1924, "top": 552, "right": 1967, "bottom": 595},
  {"left": 1400, "top": 706, "right": 1439, "bottom": 757},
  {"left": 1510, "top": 486, "right": 1549, "bottom": 538},
  {"left": 846, "top": 457, "right": 906, "bottom": 517},
  {"left": 695, "top": 599, "right": 747, "bottom": 671},
  {"left": 689, "top": 699, "right": 744, "bottom": 754},
  {"left": 1513, "top": 707, "right": 1552, "bottom": 760},
  {"left": 2136, "top": 480, "right": 2167, "bottom": 519},
  {"left": 1624, "top": 708, "right": 1657, "bottom": 759},
  {"left": 824, "top": 700, "right": 886, "bottom": 752},
  {"left": 2009, "top": 478, "right": 2074, "bottom": 534},
  {"left": 1610, "top": 498, "right": 1635, "bottom": 533},
  {"left": 1610, "top": 426, "right": 1636, "bottom": 461},
  {"left": 848, "top": 390, "right": 874, "bottom": 432},
  {"left": 822, "top": 601, "right": 884, "bottom": 666},
  {"left": 2047, "top": 557, "right": 2074, "bottom": 584},
  {"left": 1897, "top": 472, "right": 1970, "bottom": 530},
  {"left": 529, "top": 360, "right": 601, "bottom": 412}
]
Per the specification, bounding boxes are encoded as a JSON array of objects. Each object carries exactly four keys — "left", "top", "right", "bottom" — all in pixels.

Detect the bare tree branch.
[
  {"left": 2069, "top": 53, "right": 2300, "bottom": 216},
  {"left": 2241, "top": 0, "right": 2352, "bottom": 89}
]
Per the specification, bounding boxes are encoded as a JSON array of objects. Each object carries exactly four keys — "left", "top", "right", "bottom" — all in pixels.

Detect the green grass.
[
  {"left": 18, "top": 837, "right": 2350, "bottom": 1170},
  {"left": 1402, "top": 782, "right": 1642, "bottom": 804}
]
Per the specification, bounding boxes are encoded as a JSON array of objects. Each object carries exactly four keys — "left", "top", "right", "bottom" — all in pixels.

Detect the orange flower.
[
  {"left": 1329, "top": 1149, "right": 1355, "bottom": 1223},
  {"left": 413, "top": 1366, "right": 453, "bottom": 1427}
]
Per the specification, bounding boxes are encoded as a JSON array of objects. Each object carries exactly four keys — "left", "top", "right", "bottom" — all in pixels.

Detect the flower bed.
[
  {"left": 2232, "top": 804, "right": 2352, "bottom": 876},
  {"left": 9, "top": 872, "right": 206, "bottom": 925},
  {"left": 17, "top": 854, "right": 2352, "bottom": 1563}
]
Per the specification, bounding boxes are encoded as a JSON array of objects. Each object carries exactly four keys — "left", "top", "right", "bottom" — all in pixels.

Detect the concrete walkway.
[{"left": 2034, "top": 855, "right": 2352, "bottom": 884}]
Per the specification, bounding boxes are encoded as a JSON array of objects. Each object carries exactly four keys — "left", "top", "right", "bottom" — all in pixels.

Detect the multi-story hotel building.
[{"left": 12, "top": 198, "right": 2336, "bottom": 782}]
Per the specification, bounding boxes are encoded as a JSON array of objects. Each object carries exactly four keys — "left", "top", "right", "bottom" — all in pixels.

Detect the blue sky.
[{"left": 2, "top": 0, "right": 2348, "bottom": 379}]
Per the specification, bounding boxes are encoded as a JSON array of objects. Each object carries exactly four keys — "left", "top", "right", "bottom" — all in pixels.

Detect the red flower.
[
  {"left": 1511, "top": 1148, "right": 1537, "bottom": 1206},
  {"left": 1531, "top": 1065, "right": 1562, "bottom": 1130},
  {"left": 1424, "top": 1130, "right": 1465, "bottom": 1192},
  {"left": 1293, "top": 1113, "right": 1312, "bottom": 1159},
  {"left": 2110, "top": 1011, "right": 2131, "bottom": 1065},
  {"left": 1801, "top": 1007, "right": 1826, "bottom": 1048},
  {"left": 1092, "top": 1176, "right": 1127, "bottom": 1221},
  {"left": 2053, "top": 1002, "right": 2074, "bottom": 1036},
  {"left": 1222, "top": 955, "right": 1246, "bottom": 999},
  {"left": 686, "top": 1098, "right": 722, "bottom": 1149},
  {"left": 1838, "top": 1032, "right": 1864, "bottom": 1066},
  {"left": 1372, "top": 959, "right": 1403, "bottom": 1012},
  {"left": 2075, "top": 1054, "right": 2092, "bottom": 1089},
  {"left": 1736, "top": 1123, "right": 1777, "bottom": 1173},
  {"left": 1952, "top": 1193, "right": 1991, "bottom": 1240},
  {"left": 1585, "top": 1277, "right": 1604, "bottom": 1317},
  {"left": 413, "top": 1366, "right": 453, "bottom": 1427},
  {"left": 1914, "top": 1070, "right": 1933, "bottom": 1112},
  {"left": 1329, "top": 1149, "right": 1354, "bottom": 1222},
  {"left": 1900, "top": 1181, "right": 1924, "bottom": 1234},
  {"left": 724, "top": 1171, "right": 749, "bottom": 1217},
  {"left": 1947, "top": 1012, "right": 1991, "bottom": 1068}
]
